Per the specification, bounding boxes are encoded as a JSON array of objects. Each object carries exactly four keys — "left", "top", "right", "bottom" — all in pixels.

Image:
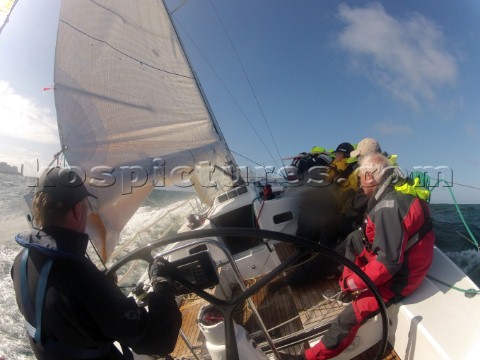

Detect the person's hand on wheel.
[{"left": 149, "top": 257, "right": 177, "bottom": 292}]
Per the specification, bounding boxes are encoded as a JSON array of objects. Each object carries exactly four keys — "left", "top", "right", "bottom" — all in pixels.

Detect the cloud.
[
  {"left": 375, "top": 121, "right": 412, "bottom": 135},
  {"left": 0, "top": 80, "right": 59, "bottom": 144},
  {"left": 337, "top": 3, "right": 458, "bottom": 109}
]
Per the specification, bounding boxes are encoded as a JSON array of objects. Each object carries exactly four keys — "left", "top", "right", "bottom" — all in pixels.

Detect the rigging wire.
[
  {"left": 428, "top": 177, "right": 480, "bottom": 191},
  {"left": 169, "top": 0, "right": 189, "bottom": 14},
  {"left": 456, "top": 231, "right": 479, "bottom": 248},
  {"left": 171, "top": 2, "right": 281, "bottom": 169},
  {"left": 207, "top": 0, "right": 285, "bottom": 170},
  {"left": 172, "top": 18, "right": 278, "bottom": 169},
  {"left": 449, "top": 182, "right": 480, "bottom": 191},
  {"left": 230, "top": 150, "right": 264, "bottom": 167}
]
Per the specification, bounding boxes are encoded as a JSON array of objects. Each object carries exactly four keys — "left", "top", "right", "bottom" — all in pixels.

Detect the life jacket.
[
  {"left": 394, "top": 171, "right": 431, "bottom": 202},
  {"left": 339, "top": 161, "right": 358, "bottom": 181},
  {"left": 15, "top": 236, "right": 129, "bottom": 359},
  {"left": 329, "top": 159, "right": 359, "bottom": 191}
]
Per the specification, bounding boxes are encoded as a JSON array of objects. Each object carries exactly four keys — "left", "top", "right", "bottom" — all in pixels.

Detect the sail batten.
[{"left": 54, "top": 0, "right": 236, "bottom": 258}]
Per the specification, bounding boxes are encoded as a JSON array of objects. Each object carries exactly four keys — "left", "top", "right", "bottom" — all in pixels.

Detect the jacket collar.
[
  {"left": 41, "top": 226, "right": 89, "bottom": 255},
  {"left": 367, "top": 168, "right": 404, "bottom": 211},
  {"left": 16, "top": 226, "right": 89, "bottom": 258}
]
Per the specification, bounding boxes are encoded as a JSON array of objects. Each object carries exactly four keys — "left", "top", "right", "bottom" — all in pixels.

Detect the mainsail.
[{"left": 54, "top": 0, "right": 238, "bottom": 259}]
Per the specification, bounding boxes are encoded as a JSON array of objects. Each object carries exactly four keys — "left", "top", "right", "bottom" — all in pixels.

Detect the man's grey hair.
[{"left": 358, "top": 153, "right": 390, "bottom": 183}]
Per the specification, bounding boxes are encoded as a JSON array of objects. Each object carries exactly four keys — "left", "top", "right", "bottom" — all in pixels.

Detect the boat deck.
[{"left": 171, "top": 243, "right": 400, "bottom": 359}]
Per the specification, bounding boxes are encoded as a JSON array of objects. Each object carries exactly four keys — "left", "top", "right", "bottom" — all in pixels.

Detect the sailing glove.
[{"left": 149, "top": 257, "right": 177, "bottom": 292}]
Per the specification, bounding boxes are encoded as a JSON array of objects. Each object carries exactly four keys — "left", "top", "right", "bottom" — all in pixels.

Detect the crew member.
[
  {"left": 11, "top": 167, "right": 182, "bottom": 359},
  {"left": 303, "top": 153, "right": 435, "bottom": 359}
]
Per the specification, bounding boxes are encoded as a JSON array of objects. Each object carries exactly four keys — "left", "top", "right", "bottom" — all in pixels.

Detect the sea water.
[{"left": 1, "top": 173, "right": 479, "bottom": 359}]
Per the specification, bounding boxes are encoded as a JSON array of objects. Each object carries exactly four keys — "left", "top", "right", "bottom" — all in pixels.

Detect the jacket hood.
[{"left": 367, "top": 168, "right": 406, "bottom": 211}]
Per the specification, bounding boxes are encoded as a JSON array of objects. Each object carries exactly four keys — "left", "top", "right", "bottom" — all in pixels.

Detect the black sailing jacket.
[{"left": 11, "top": 226, "right": 182, "bottom": 360}]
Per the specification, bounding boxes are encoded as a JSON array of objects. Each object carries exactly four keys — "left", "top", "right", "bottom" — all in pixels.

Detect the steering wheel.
[{"left": 106, "top": 228, "right": 388, "bottom": 360}]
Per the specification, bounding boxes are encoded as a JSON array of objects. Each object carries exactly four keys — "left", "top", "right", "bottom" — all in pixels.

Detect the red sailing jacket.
[{"left": 341, "top": 187, "right": 435, "bottom": 296}]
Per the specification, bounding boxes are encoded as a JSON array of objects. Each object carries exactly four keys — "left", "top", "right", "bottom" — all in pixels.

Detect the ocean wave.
[{"left": 444, "top": 248, "right": 480, "bottom": 275}]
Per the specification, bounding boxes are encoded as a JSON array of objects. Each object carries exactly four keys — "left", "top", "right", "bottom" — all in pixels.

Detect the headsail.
[
  {"left": 0, "top": 0, "right": 18, "bottom": 35},
  {"left": 54, "top": 0, "right": 238, "bottom": 259}
]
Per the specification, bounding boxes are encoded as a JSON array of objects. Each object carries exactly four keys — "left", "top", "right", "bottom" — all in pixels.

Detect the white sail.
[{"left": 54, "top": 0, "right": 238, "bottom": 259}]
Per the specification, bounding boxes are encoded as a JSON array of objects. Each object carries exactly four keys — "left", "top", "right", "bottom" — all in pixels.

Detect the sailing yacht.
[{"left": 27, "top": 0, "right": 480, "bottom": 359}]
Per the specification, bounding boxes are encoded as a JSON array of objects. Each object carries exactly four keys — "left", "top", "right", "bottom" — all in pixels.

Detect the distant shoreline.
[
  {"left": 0, "top": 162, "right": 21, "bottom": 176},
  {"left": 0, "top": 169, "right": 21, "bottom": 175}
]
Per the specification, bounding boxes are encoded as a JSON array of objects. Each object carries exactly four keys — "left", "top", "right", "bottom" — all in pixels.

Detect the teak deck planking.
[{"left": 171, "top": 242, "right": 400, "bottom": 359}]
